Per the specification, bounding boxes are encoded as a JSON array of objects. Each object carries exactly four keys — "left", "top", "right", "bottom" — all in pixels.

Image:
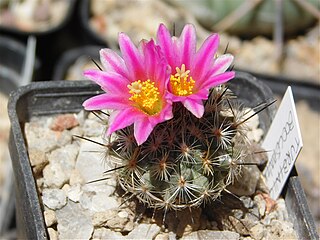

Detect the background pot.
[
  {"left": 8, "top": 72, "right": 318, "bottom": 239},
  {"left": 78, "top": 0, "right": 198, "bottom": 49},
  {"left": 0, "top": 78, "right": 16, "bottom": 238},
  {"left": 0, "top": 35, "right": 40, "bottom": 238},
  {"left": 52, "top": 45, "right": 103, "bottom": 81},
  {"left": 0, "top": 35, "right": 39, "bottom": 88},
  {"left": 170, "top": 0, "right": 318, "bottom": 37},
  {"left": 0, "top": 0, "right": 76, "bottom": 36}
]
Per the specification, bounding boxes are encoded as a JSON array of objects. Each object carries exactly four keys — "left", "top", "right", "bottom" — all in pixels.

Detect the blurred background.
[{"left": 0, "top": 0, "right": 319, "bottom": 238}]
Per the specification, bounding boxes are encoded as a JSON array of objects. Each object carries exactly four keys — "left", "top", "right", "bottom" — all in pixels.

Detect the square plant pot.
[{"left": 8, "top": 72, "right": 318, "bottom": 239}]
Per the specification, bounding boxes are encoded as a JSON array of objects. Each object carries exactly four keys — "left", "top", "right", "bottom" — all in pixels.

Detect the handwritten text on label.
[{"left": 262, "top": 87, "right": 303, "bottom": 200}]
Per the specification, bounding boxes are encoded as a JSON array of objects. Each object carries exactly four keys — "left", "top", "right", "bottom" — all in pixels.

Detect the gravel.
[{"left": 22, "top": 111, "right": 299, "bottom": 239}]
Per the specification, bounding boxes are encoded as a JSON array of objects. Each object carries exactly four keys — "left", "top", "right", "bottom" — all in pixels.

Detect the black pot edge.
[
  {"left": 241, "top": 70, "right": 320, "bottom": 91},
  {"left": 0, "top": 0, "right": 76, "bottom": 36},
  {"left": 7, "top": 73, "right": 318, "bottom": 239},
  {"left": 8, "top": 86, "right": 47, "bottom": 240}
]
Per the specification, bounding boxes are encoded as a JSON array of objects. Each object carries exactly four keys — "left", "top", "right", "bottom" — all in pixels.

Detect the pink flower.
[
  {"left": 157, "top": 24, "right": 235, "bottom": 118},
  {"left": 83, "top": 35, "right": 173, "bottom": 145}
]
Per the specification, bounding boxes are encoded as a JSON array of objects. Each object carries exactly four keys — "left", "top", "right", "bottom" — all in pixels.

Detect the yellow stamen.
[
  {"left": 170, "top": 64, "right": 195, "bottom": 96},
  {"left": 127, "top": 79, "right": 162, "bottom": 115}
]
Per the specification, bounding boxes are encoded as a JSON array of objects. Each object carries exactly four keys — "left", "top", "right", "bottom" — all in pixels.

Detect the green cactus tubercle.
[{"left": 103, "top": 85, "right": 252, "bottom": 210}]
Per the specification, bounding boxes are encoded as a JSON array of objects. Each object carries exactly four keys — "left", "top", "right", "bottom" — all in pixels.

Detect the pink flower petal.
[
  {"left": 100, "top": 48, "right": 128, "bottom": 78},
  {"left": 207, "top": 54, "right": 234, "bottom": 77},
  {"left": 134, "top": 117, "right": 154, "bottom": 145},
  {"left": 83, "top": 70, "right": 129, "bottom": 93},
  {"left": 166, "top": 90, "right": 207, "bottom": 102},
  {"left": 192, "top": 34, "right": 219, "bottom": 82},
  {"left": 142, "top": 40, "right": 158, "bottom": 82},
  {"left": 107, "top": 108, "right": 137, "bottom": 135},
  {"left": 165, "top": 92, "right": 183, "bottom": 103},
  {"left": 134, "top": 101, "right": 173, "bottom": 145},
  {"left": 142, "top": 40, "right": 170, "bottom": 94},
  {"left": 157, "top": 64, "right": 171, "bottom": 94},
  {"left": 159, "top": 102, "right": 174, "bottom": 122},
  {"left": 148, "top": 102, "right": 173, "bottom": 126},
  {"left": 119, "top": 33, "right": 144, "bottom": 81},
  {"left": 177, "top": 24, "right": 196, "bottom": 68},
  {"left": 83, "top": 32, "right": 177, "bottom": 141},
  {"left": 182, "top": 98, "right": 204, "bottom": 118},
  {"left": 83, "top": 93, "right": 130, "bottom": 110},
  {"left": 202, "top": 71, "right": 235, "bottom": 89},
  {"left": 157, "top": 24, "right": 181, "bottom": 71},
  {"left": 157, "top": 24, "right": 177, "bottom": 70},
  {"left": 188, "top": 89, "right": 208, "bottom": 100},
  {"left": 156, "top": 24, "right": 234, "bottom": 119}
]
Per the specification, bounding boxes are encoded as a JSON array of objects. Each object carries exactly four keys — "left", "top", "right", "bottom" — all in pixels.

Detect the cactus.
[
  {"left": 100, "top": 85, "right": 252, "bottom": 210},
  {"left": 81, "top": 24, "right": 271, "bottom": 214}
]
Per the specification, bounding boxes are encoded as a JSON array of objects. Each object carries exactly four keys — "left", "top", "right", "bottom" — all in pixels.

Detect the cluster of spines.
[{"left": 100, "top": 85, "right": 254, "bottom": 210}]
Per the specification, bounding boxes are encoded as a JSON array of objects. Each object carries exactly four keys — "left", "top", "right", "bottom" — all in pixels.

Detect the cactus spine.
[{"left": 104, "top": 85, "right": 252, "bottom": 210}]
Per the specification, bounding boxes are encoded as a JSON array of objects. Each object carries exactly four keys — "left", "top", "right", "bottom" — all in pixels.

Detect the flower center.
[
  {"left": 128, "top": 79, "right": 162, "bottom": 115},
  {"left": 170, "top": 64, "right": 195, "bottom": 96}
]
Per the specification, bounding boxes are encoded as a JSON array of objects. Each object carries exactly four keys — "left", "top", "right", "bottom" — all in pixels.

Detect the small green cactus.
[
  {"left": 80, "top": 24, "right": 273, "bottom": 218},
  {"left": 102, "top": 85, "right": 252, "bottom": 210}
]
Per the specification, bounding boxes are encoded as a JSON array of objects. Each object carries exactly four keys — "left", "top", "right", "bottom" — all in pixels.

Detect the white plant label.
[{"left": 262, "top": 87, "right": 303, "bottom": 200}]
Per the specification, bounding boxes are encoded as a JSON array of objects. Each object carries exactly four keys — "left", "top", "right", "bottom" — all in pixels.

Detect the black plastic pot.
[
  {"left": 8, "top": 72, "right": 318, "bottom": 239},
  {"left": 8, "top": 80, "right": 100, "bottom": 240},
  {"left": 249, "top": 71, "right": 320, "bottom": 111},
  {"left": 79, "top": 0, "right": 111, "bottom": 46},
  {"left": 52, "top": 45, "right": 103, "bottom": 80},
  {"left": 0, "top": 0, "right": 76, "bottom": 36}
]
